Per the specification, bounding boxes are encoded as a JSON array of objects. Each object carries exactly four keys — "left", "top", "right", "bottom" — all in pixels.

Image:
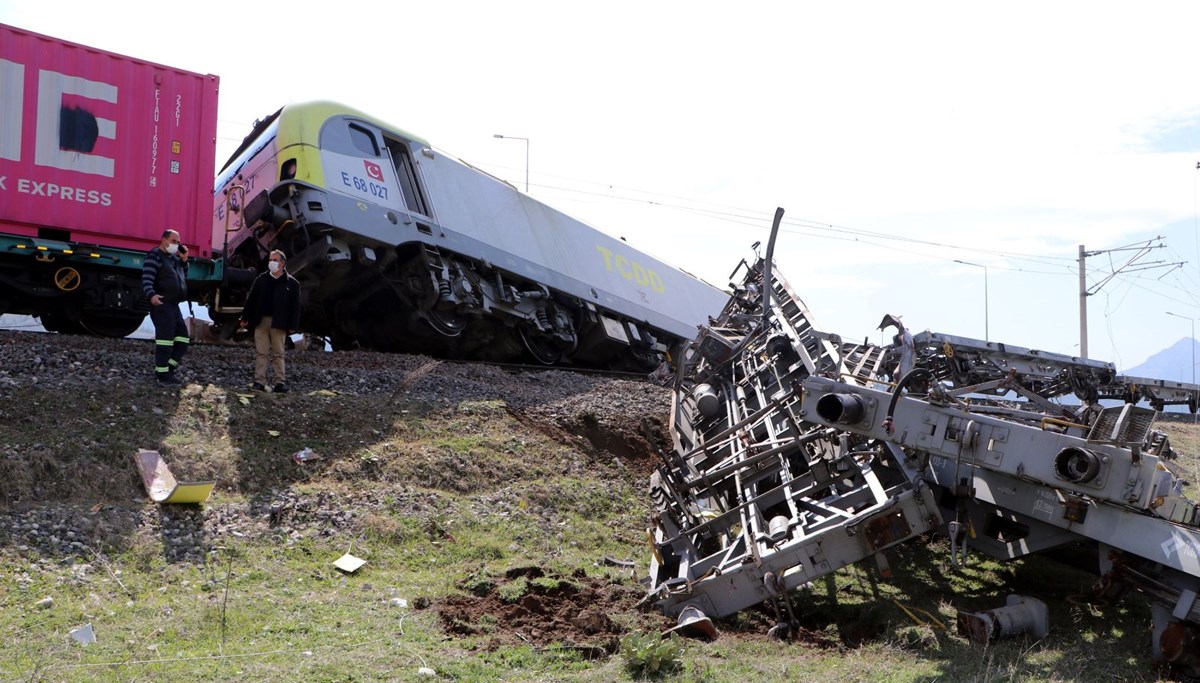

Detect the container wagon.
[{"left": 0, "top": 23, "right": 220, "bottom": 336}]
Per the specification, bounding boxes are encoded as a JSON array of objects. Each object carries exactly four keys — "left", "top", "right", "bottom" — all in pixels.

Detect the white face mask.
[
  {"left": 166, "top": 243, "right": 179, "bottom": 255},
  {"left": 268, "top": 261, "right": 281, "bottom": 274}
]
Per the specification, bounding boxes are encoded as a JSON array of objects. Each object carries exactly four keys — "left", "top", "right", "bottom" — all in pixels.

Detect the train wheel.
[
  {"left": 80, "top": 313, "right": 146, "bottom": 338},
  {"left": 329, "top": 333, "right": 360, "bottom": 351},
  {"left": 424, "top": 308, "right": 467, "bottom": 337},
  {"left": 519, "top": 325, "right": 563, "bottom": 365},
  {"left": 38, "top": 311, "right": 86, "bottom": 334}
]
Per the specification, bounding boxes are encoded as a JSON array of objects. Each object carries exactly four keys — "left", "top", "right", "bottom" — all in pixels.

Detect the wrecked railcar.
[
  {"left": 644, "top": 242, "right": 1200, "bottom": 672},
  {"left": 644, "top": 256, "right": 941, "bottom": 633}
]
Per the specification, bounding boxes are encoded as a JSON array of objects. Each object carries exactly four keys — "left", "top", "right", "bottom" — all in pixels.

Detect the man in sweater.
[
  {"left": 239, "top": 250, "right": 302, "bottom": 392},
  {"left": 142, "top": 229, "right": 189, "bottom": 384}
]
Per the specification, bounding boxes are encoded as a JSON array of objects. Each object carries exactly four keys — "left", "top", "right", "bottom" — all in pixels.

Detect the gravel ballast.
[{"left": 0, "top": 329, "right": 671, "bottom": 563}]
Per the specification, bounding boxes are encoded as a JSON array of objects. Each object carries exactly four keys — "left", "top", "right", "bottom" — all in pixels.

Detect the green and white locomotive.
[{"left": 212, "top": 101, "right": 727, "bottom": 369}]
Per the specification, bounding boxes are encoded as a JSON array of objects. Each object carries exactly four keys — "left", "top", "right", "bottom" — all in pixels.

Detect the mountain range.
[{"left": 1122, "top": 336, "right": 1198, "bottom": 382}]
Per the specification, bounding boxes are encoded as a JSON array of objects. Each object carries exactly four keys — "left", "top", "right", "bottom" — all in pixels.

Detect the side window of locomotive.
[
  {"left": 321, "top": 119, "right": 383, "bottom": 158},
  {"left": 384, "top": 137, "right": 430, "bottom": 216},
  {"left": 348, "top": 124, "right": 380, "bottom": 156}
]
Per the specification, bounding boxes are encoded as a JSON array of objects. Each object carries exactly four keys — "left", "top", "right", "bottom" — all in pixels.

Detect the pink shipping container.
[{"left": 0, "top": 23, "right": 219, "bottom": 256}]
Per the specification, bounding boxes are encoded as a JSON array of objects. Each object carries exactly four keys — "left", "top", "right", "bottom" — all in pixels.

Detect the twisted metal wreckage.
[{"left": 642, "top": 210, "right": 1200, "bottom": 673}]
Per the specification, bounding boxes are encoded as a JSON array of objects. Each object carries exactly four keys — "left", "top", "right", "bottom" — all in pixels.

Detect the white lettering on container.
[
  {"left": 34, "top": 69, "right": 118, "bottom": 177},
  {"left": 0, "top": 59, "right": 24, "bottom": 162}
]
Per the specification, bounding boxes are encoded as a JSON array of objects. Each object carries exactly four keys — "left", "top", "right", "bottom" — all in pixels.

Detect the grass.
[{"left": 0, "top": 377, "right": 1195, "bottom": 681}]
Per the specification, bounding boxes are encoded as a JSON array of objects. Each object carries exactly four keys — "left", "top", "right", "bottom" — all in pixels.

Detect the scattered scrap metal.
[{"left": 643, "top": 223, "right": 1200, "bottom": 675}]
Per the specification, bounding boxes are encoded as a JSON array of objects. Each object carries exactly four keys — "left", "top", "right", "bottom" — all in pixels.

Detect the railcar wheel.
[
  {"left": 79, "top": 313, "right": 146, "bottom": 338},
  {"left": 329, "top": 332, "right": 360, "bottom": 351},
  {"left": 424, "top": 308, "right": 467, "bottom": 337},
  {"left": 519, "top": 325, "right": 563, "bottom": 365},
  {"left": 38, "top": 311, "right": 86, "bottom": 334}
]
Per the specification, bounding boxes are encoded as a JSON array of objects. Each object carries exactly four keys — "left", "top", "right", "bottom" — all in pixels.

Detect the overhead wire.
[
  {"left": 1107, "top": 270, "right": 1200, "bottom": 309},
  {"left": 474, "top": 159, "right": 1083, "bottom": 269},
  {"left": 475, "top": 154, "right": 1195, "bottom": 353},
  {"left": 534, "top": 166, "right": 1200, "bottom": 318},
  {"left": 525, "top": 163, "right": 1079, "bottom": 260}
]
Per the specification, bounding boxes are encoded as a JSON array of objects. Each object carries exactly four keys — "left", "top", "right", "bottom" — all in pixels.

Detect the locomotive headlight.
[{"left": 281, "top": 158, "right": 297, "bottom": 180}]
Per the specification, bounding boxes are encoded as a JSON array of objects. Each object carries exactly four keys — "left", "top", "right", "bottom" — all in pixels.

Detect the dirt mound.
[{"left": 433, "top": 566, "right": 652, "bottom": 652}]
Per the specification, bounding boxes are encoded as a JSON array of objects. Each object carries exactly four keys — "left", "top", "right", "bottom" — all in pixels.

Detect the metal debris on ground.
[
  {"left": 957, "top": 595, "right": 1050, "bottom": 643},
  {"left": 293, "top": 447, "right": 321, "bottom": 463},
  {"left": 641, "top": 214, "right": 1200, "bottom": 676},
  {"left": 665, "top": 605, "right": 717, "bottom": 640}
]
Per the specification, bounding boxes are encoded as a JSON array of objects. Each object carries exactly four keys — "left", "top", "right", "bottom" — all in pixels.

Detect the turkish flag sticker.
[{"left": 364, "top": 160, "right": 384, "bottom": 181}]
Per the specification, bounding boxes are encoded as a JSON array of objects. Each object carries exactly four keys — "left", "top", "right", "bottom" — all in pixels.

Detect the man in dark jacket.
[
  {"left": 239, "top": 249, "right": 302, "bottom": 392},
  {"left": 142, "top": 229, "right": 189, "bottom": 384}
]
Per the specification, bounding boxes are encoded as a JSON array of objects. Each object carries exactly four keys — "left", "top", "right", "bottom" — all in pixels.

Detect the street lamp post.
[
  {"left": 493, "top": 134, "right": 529, "bottom": 193},
  {"left": 954, "top": 259, "right": 989, "bottom": 341},
  {"left": 1166, "top": 311, "right": 1196, "bottom": 386}
]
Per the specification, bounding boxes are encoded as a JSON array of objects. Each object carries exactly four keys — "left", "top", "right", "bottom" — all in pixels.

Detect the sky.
[{"left": 5, "top": 1, "right": 1200, "bottom": 374}]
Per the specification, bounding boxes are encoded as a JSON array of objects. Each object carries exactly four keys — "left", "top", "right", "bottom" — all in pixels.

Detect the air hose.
[{"left": 883, "top": 367, "right": 933, "bottom": 435}]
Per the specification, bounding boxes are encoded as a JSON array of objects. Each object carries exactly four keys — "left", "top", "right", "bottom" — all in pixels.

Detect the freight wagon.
[{"left": 0, "top": 23, "right": 221, "bottom": 337}]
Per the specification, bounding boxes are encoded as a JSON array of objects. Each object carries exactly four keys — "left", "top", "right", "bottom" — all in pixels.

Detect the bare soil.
[{"left": 433, "top": 565, "right": 669, "bottom": 653}]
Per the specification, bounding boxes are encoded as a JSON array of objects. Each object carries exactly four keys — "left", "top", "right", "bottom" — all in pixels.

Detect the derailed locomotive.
[
  {"left": 647, "top": 221, "right": 1200, "bottom": 673},
  {"left": 208, "top": 101, "right": 727, "bottom": 369}
]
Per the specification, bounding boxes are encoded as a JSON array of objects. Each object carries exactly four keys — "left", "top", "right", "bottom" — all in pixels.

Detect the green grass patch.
[{"left": 1, "top": 379, "right": 1195, "bottom": 682}]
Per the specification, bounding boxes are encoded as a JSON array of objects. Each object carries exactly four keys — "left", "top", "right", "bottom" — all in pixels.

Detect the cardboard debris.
[
  {"left": 333, "top": 553, "right": 366, "bottom": 573},
  {"left": 134, "top": 449, "right": 216, "bottom": 504}
]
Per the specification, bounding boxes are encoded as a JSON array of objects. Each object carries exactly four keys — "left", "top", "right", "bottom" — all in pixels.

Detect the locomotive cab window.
[
  {"left": 384, "top": 137, "right": 430, "bottom": 216},
  {"left": 348, "top": 124, "right": 380, "bottom": 156}
]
